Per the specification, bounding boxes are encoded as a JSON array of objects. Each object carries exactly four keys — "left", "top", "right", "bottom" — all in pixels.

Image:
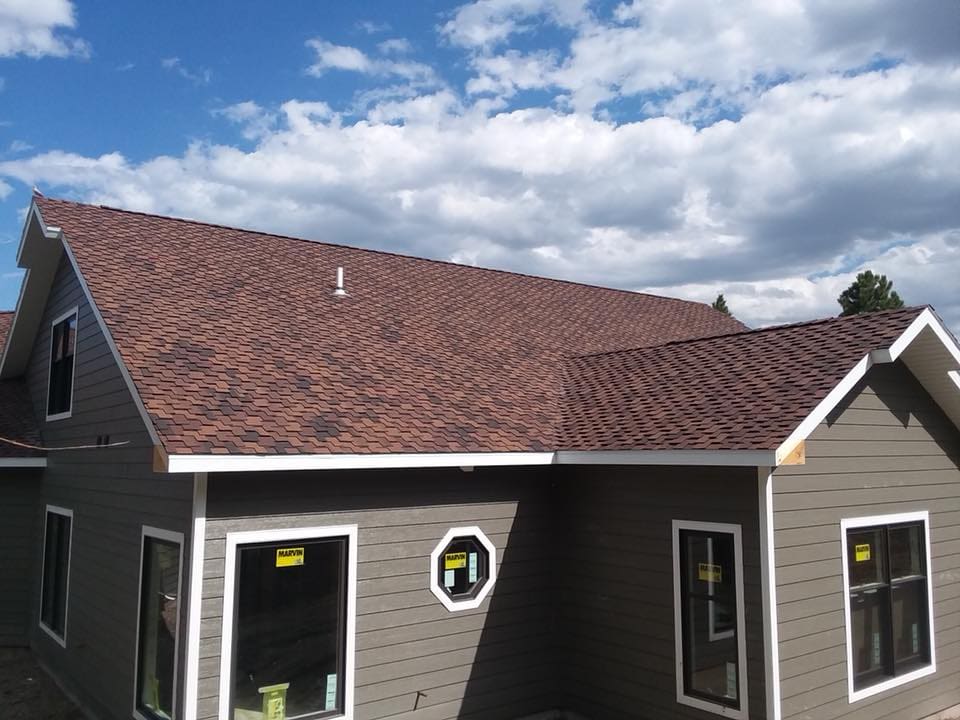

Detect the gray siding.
[
  {"left": 0, "top": 469, "right": 41, "bottom": 646},
  {"left": 559, "top": 466, "right": 768, "bottom": 720},
  {"left": 24, "top": 255, "right": 193, "bottom": 720},
  {"left": 774, "top": 362, "right": 960, "bottom": 720},
  {"left": 201, "top": 467, "right": 557, "bottom": 720}
]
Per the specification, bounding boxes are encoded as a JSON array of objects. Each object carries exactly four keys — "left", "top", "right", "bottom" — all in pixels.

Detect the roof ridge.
[
  {"left": 570, "top": 305, "right": 928, "bottom": 361},
  {"left": 35, "top": 196, "right": 716, "bottom": 309}
]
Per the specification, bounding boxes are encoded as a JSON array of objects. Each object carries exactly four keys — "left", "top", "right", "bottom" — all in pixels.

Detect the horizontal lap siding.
[
  {"left": 25, "top": 256, "right": 192, "bottom": 720},
  {"left": 200, "top": 468, "right": 557, "bottom": 720},
  {"left": 559, "top": 467, "right": 768, "bottom": 720},
  {"left": 773, "top": 362, "right": 960, "bottom": 720},
  {"left": 0, "top": 469, "right": 41, "bottom": 646}
]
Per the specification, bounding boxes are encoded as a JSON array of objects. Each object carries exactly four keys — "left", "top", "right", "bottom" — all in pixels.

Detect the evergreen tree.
[
  {"left": 837, "top": 271, "right": 905, "bottom": 316},
  {"left": 712, "top": 293, "right": 731, "bottom": 315}
]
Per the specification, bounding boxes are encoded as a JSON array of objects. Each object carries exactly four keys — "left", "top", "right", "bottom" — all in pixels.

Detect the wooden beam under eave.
[
  {"left": 153, "top": 444, "right": 170, "bottom": 473},
  {"left": 779, "top": 440, "right": 806, "bottom": 465}
]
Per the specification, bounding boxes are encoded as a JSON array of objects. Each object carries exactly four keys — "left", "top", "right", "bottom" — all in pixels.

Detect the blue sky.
[{"left": 1, "top": 0, "right": 958, "bottom": 331}]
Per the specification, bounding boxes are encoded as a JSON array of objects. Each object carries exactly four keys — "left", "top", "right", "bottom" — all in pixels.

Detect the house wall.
[
  {"left": 0, "top": 468, "right": 42, "bottom": 646},
  {"left": 558, "top": 466, "right": 768, "bottom": 720},
  {"left": 773, "top": 362, "right": 960, "bottom": 720},
  {"left": 200, "top": 466, "right": 559, "bottom": 720},
  {"left": 24, "top": 254, "right": 193, "bottom": 720}
]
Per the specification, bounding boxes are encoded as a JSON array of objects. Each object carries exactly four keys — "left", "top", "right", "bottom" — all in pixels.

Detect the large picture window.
[
  {"left": 841, "top": 512, "right": 936, "bottom": 701},
  {"left": 135, "top": 528, "right": 183, "bottom": 720},
  {"left": 672, "top": 520, "right": 748, "bottom": 719},
  {"left": 39, "top": 506, "right": 73, "bottom": 645},
  {"left": 219, "top": 526, "right": 357, "bottom": 720},
  {"left": 47, "top": 308, "right": 78, "bottom": 419}
]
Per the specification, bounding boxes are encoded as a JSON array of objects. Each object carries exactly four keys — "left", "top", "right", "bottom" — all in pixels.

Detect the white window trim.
[
  {"left": 429, "top": 526, "right": 498, "bottom": 612},
  {"left": 840, "top": 510, "right": 937, "bottom": 703},
  {"left": 133, "top": 526, "right": 185, "bottom": 720},
  {"left": 38, "top": 504, "right": 73, "bottom": 647},
  {"left": 672, "top": 519, "right": 749, "bottom": 720},
  {"left": 45, "top": 306, "right": 79, "bottom": 422},
  {"left": 217, "top": 524, "right": 358, "bottom": 720}
]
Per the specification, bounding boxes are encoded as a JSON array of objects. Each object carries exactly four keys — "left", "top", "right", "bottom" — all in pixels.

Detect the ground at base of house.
[{"left": 0, "top": 648, "right": 83, "bottom": 720}]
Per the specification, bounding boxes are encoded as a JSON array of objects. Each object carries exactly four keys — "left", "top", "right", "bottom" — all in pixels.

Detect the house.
[{"left": 0, "top": 193, "right": 959, "bottom": 720}]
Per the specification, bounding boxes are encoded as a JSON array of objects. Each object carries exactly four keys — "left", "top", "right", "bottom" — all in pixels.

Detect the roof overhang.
[
  {"left": 775, "top": 307, "right": 960, "bottom": 464},
  {"left": 164, "top": 449, "right": 778, "bottom": 474}
]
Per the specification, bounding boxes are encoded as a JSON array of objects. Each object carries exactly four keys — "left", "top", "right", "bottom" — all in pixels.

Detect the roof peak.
[
  {"left": 572, "top": 305, "right": 928, "bottom": 360},
  {"left": 33, "top": 195, "right": 714, "bottom": 310}
]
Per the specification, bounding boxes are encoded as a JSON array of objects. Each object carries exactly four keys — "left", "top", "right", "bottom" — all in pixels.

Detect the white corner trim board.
[
  {"left": 757, "top": 469, "right": 782, "bottom": 720},
  {"left": 217, "top": 523, "right": 358, "bottom": 720},
  {"left": 183, "top": 472, "right": 207, "bottom": 720},
  {"left": 840, "top": 510, "right": 937, "bottom": 703}
]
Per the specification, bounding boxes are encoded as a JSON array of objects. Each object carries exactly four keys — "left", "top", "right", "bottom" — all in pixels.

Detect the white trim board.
[
  {"left": 217, "top": 523, "right": 358, "bottom": 720},
  {"left": 840, "top": 510, "right": 937, "bottom": 703},
  {"left": 133, "top": 526, "right": 185, "bottom": 720},
  {"left": 672, "top": 519, "right": 749, "bottom": 720},
  {"left": 429, "top": 526, "right": 498, "bottom": 612},
  {"left": 38, "top": 504, "right": 73, "bottom": 648},
  {"left": 182, "top": 473, "right": 207, "bottom": 720},
  {"left": 165, "top": 449, "right": 777, "bottom": 474},
  {"left": 0, "top": 457, "right": 47, "bottom": 467},
  {"left": 757, "top": 469, "right": 782, "bottom": 720}
]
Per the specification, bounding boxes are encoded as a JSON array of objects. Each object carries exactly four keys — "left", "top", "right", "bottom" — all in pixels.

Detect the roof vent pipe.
[{"left": 334, "top": 266, "right": 347, "bottom": 297}]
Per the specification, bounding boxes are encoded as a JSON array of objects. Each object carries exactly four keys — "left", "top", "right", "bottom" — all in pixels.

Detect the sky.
[{"left": 0, "top": 0, "right": 958, "bottom": 331}]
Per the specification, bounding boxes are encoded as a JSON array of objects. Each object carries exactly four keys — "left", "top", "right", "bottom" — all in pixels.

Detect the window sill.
[
  {"left": 677, "top": 693, "right": 747, "bottom": 719},
  {"left": 46, "top": 410, "right": 72, "bottom": 422},
  {"left": 849, "top": 663, "right": 936, "bottom": 703},
  {"left": 38, "top": 621, "right": 66, "bottom": 648}
]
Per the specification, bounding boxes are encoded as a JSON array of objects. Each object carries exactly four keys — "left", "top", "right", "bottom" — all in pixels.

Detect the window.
[
  {"left": 135, "top": 528, "right": 183, "bottom": 720},
  {"left": 219, "top": 526, "right": 357, "bottom": 720},
  {"left": 47, "top": 308, "right": 78, "bottom": 419},
  {"left": 39, "top": 506, "right": 73, "bottom": 645},
  {"left": 672, "top": 520, "right": 748, "bottom": 719},
  {"left": 429, "top": 527, "right": 497, "bottom": 612},
  {"left": 841, "top": 512, "right": 936, "bottom": 701}
]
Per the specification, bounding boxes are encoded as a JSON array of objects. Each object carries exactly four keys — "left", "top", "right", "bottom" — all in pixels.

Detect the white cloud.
[
  {"left": 8, "top": 139, "right": 32, "bottom": 153},
  {"left": 441, "top": 0, "right": 589, "bottom": 48},
  {"left": 161, "top": 57, "right": 212, "bottom": 85},
  {"left": 1, "top": 1, "right": 958, "bottom": 333},
  {"left": 306, "top": 39, "right": 437, "bottom": 86},
  {"left": 0, "top": 0, "right": 88, "bottom": 58},
  {"left": 377, "top": 38, "right": 412, "bottom": 55}
]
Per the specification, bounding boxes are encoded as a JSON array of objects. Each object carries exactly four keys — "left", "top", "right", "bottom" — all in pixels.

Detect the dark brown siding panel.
[
  {"left": 774, "top": 362, "right": 960, "bottom": 720},
  {"left": 558, "top": 466, "right": 768, "bottom": 720},
  {"left": 200, "top": 467, "right": 558, "bottom": 720},
  {"left": 23, "top": 255, "right": 193, "bottom": 720},
  {"left": 0, "top": 469, "right": 41, "bottom": 646}
]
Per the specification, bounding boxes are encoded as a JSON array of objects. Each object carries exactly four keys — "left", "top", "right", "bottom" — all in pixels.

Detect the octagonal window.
[{"left": 430, "top": 527, "right": 497, "bottom": 611}]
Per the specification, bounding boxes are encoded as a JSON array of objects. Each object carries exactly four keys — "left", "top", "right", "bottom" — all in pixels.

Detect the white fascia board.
[
  {"left": 776, "top": 308, "right": 960, "bottom": 464},
  {"left": 0, "top": 457, "right": 47, "bottom": 468},
  {"left": 166, "top": 449, "right": 778, "bottom": 474},
  {"left": 556, "top": 449, "right": 777, "bottom": 467}
]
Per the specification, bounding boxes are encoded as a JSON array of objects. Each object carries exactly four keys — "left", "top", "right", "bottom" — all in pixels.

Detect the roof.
[
  {"left": 561, "top": 307, "right": 925, "bottom": 451},
  {"left": 0, "top": 312, "right": 44, "bottom": 459},
  {"left": 32, "top": 197, "right": 747, "bottom": 456}
]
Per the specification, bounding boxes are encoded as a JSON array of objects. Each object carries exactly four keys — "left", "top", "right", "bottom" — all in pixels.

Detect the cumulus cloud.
[
  {"left": 0, "top": 0, "right": 88, "bottom": 58},
  {"left": 2, "top": 0, "right": 959, "bottom": 332},
  {"left": 306, "top": 39, "right": 437, "bottom": 85}
]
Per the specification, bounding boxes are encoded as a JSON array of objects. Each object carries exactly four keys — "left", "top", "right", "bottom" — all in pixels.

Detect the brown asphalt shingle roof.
[
  {"left": 561, "top": 307, "right": 924, "bottom": 451},
  {"left": 35, "top": 197, "right": 748, "bottom": 456},
  {"left": 0, "top": 312, "right": 44, "bottom": 458}
]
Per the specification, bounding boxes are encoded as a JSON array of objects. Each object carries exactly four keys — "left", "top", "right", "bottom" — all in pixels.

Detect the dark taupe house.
[{"left": 1, "top": 194, "right": 959, "bottom": 720}]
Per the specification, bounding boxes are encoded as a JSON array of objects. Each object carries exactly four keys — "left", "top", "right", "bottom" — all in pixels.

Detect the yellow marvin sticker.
[
  {"left": 698, "top": 563, "right": 722, "bottom": 583},
  {"left": 855, "top": 544, "right": 871, "bottom": 562},
  {"left": 276, "top": 547, "right": 305, "bottom": 568},
  {"left": 445, "top": 552, "right": 467, "bottom": 570}
]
